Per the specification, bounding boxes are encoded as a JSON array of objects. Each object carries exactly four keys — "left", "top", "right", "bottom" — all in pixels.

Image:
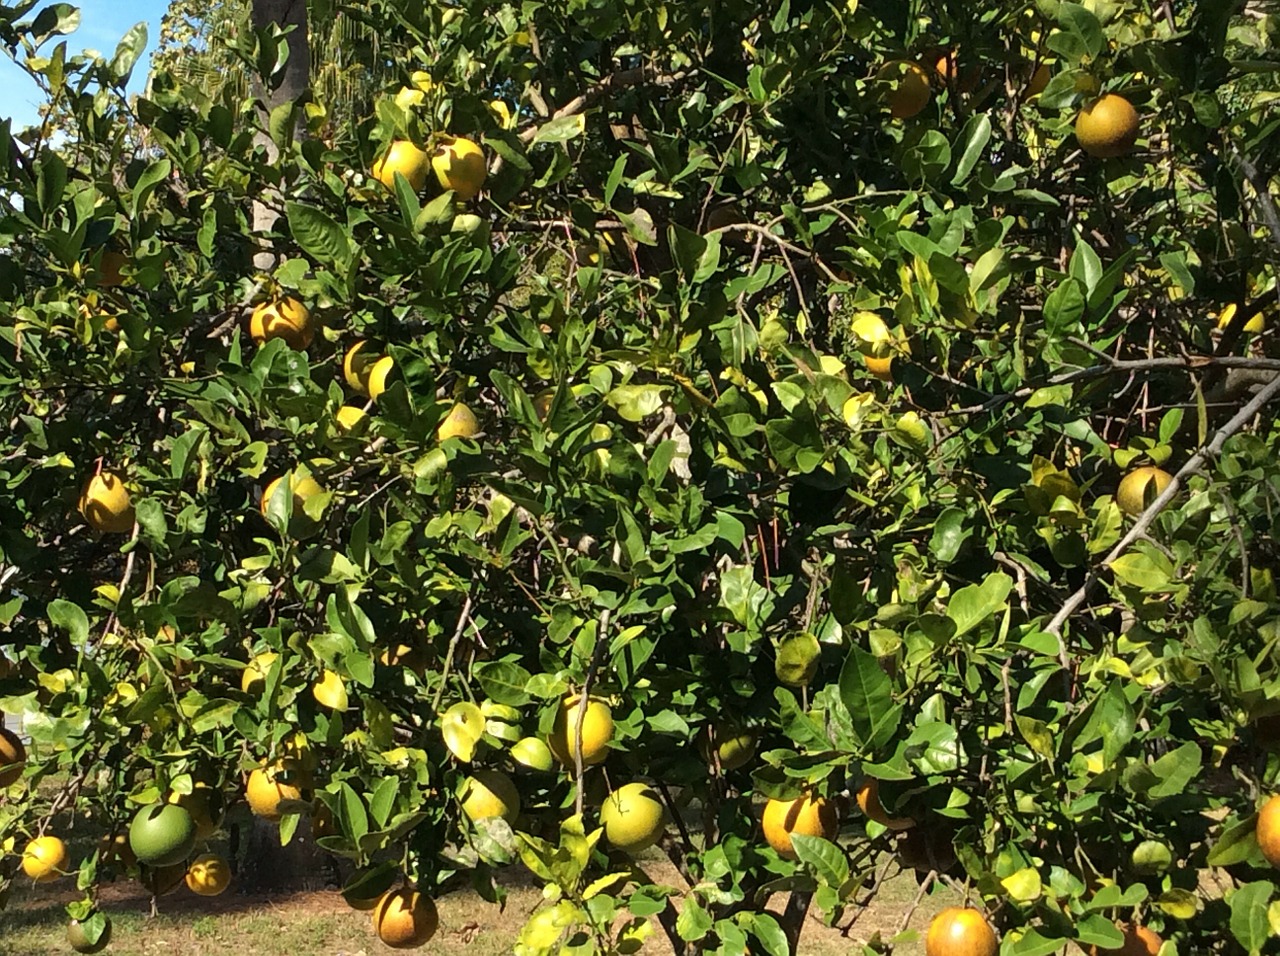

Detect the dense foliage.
[{"left": 2, "top": 0, "right": 1280, "bottom": 953}]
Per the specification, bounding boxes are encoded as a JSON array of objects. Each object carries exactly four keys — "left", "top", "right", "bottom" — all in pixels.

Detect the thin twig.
[{"left": 431, "top": 594, "right": 474, "bottom": 711}]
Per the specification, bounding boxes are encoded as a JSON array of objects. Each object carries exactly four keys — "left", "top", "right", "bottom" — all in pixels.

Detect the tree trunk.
[{"left": 249, "top": 0, "right": 310, "bottom": 271}]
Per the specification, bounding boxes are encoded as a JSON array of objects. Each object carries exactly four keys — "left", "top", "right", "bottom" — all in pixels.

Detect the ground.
[{"left": 0, "top": 847, "right": 944, "bottom": 955}]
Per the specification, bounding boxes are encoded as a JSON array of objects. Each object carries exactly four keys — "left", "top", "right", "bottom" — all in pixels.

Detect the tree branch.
[{"left": 1045, "top": 373, "right": 1280, "bottom": 645}]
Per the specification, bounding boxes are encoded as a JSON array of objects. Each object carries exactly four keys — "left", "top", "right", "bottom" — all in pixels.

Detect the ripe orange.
[
  {"left": 372, "top": 140, "right": 432, "bottom": 192},
  {"left": 1257, "top": 794, "right": 1280, "bottom": 866},
  {"left": 864, "top": 354, "right": 893, "bottom": 381},
  {"left": 1076, "top": 94, "right": 1140, "bottom": 159},
  {"left": 548, "top": 696, "right": 614, "bottom": 767},
  {"left": 855, "top": 778, "right": 915, "bottom": 830},
  {"left": 0, "top": 726, "right": 26, "bottom": 787},
  {"left": 248, "top": 297, "right": 315, "bottom": 349},
  {"left": 79, "top": 471, "right": 136, "bottom": 534},
  {"left": 600, "top": 782, "right": 667, "bottom": 854},
  {"left": 878, "top": 61, "right": 932, "bottom": 119},
  {"left": 1088, "top": 923, "right": 1162, "bottom": 956},
  {"left": 761, "top": 794, "right": 838, "bottom": 858},
  {"left": 246, "top": 760, "right": 311, "bottom": 820},
  {"left": 373, "top": 887, "right": 439, "bottom": 949},
  {"left": 432, "top": 136, "right": 487, "bottom": 201},
  {"left": 1115, "top": 466, "right": 1173, "bottom": 516},
  {"left": 185, "top": 853, "right": 232, "bottom": 896},
  {"left": 925, "top": 906, "right": 997, "bottom": 956},
  {"left": 22, "top": 835, "right": 69, "bottom": 882}
]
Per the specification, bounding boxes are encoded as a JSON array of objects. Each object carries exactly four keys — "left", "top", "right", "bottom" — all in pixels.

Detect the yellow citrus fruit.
[
  {"left": 241, "top": 652, "right": 280, "bottom": 694},
  {"left": 79, "top": 472, "right": 135, "bottom": 534},
  {"left": 167, "top": 786, "right": 220, "bottom": 842},
  {"left": 372, "top": 140, "right": 432, "bottom": 192},
  {"left": 367, "top": 355, "right": 397, "bottom": 401},
  {"left": 855, "top": 778, "right": 916, "bottom": 830},
  {"left": 373, "top": 887, "right": 439, "bottom": 949},
  {"left": 1075, "top": 94, "right": 1140, "bottom": 159},
  {"left": 460, "top": 770, "right": 521, "bottom": 824},
  {"left": 850, "top": 312, "right": 892, "bottom": 357},
  {"left": 1216, "top": 302, "right": 1266, "bottom": 333},
  {"left": 67, "top": 915, "right": 111, "bottom": 954},
  {"left": 1257, "top": 794, "right": 1280, "bottom": 867},
  {"left": 343, "top": 340, "right": 378, "bottom": 393},
  {"left": 437, "top": 403, "right": 480, "bottom": 441},
  {"left": 22, "top": 835, "right": 69, "bottom": 882},
  {"left": 548, "top": 696, "right": 614, "bottom": 767},
  {"left": 934, "top": 51, "right": 980, "bottom": 93},
  {"left": 864, "top": 354, "right": 893, "bottom": 381},
  {"left": 260, "top": 472, "right": 324, "bottom": 521},
  {"left": 335, "top": 405, "right": 368, "bottom": 433},
  {"left": 1087, "top": 922, "right": 1162, "bottom": 956},
  {"left": 245, "top": 761, "right": 310, "bottom": 820},
  {"left": 761, "top": 794, "right": 837, "bottom": 858},
  {"left": 878, "top": 61, "right": 932, "bottom": 119},
  {"left": 699, "top": 725, "right": 756, "bottom": 772},
  {"left": 312, "top": 670, "right": 349, "bottom": 711},
  {"left": 432, "top": 136, "right": 487, "bottom": 200},
  {"left": 1115, "top": 466, "right": 1173, "bottom": 516},
  {"left": 249, "top": 297, "right": 315, "bottom": 349},
  {"left": 185, "top": 853, "right": 231, "bottom": 896},
  {"left": 0, "top": 726, "right": 26, "bottom": 788},
  {"left": 600, "top": 782, "right": 667, "bottom": 854},
  {"left": 925, "top": 906, "right": 998, "bottom": 956}
]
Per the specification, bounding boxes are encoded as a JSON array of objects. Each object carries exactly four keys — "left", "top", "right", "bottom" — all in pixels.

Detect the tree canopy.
[{"left": 2, "top": 0, "right": 1280, "bottom": 953}]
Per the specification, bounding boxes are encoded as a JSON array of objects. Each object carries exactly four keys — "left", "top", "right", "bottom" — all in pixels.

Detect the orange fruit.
[
  {"left": 372, "top": 140, "right": 432, "bottom": 192},
  {"left": 548, "top": 696, "right": 614, "bottom": 767},
  {"left": 1257, "top": 794, "right": 1280, "bottom": 866},
  {"left": 761, "top": 794, "right": 838, "bottom": 858},
  {"left": 22, "top": 835, "right": 69, "bottom": 882},
  {"left": 245, "top": 761, "right": 310, "bottom": 821},
  {"left": 185, "top": 853, "right": 232, "bottom": 896},
  {"left": 373, "top": 887, "right": 439, "bottom": 949},
  {"left": 1076, "top": 94, "right": 1140, "bottom": 159},
  {"left": 248, "top": 297, "right": 315, "bottom": 349},
  {"left": 855, "top": 778, "right": 915, "bottom": 830},
  {"left": 0, "top": 726, "right": 26, "bottom": 787},
  {"left": 864, "top": 354, "right": 893, "bottom": 381},
  {"left": 1088, "top": 923, "right": 1162, "bottom": 956},
  {"left": 925, "top": 906, "right": 998, "bottom": 956},
  {"left": 432, "top": 136, "right": 487, "bottom": 201},
  {"left": 878, "top": 61, "right": 932, "bottom": 119},
  {"left": 1115, "top": 466, "right": 1173, "bottom": 516},
  {"left": 79, "top": 472, "right": 135, "bottom": 534}
]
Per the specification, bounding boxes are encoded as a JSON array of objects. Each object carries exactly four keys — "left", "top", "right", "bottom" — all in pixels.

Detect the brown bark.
[{"left": 250, "top": 0, "right": 310, "bottom": 271}]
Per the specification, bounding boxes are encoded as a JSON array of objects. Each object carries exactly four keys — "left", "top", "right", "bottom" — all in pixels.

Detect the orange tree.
[{"left": 3, "top": 0, "right": 1280, "bottom": 953}]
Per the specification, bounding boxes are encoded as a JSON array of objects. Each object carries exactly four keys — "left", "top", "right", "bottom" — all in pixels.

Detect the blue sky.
[{"left": 0, "top": 0, "right": 170, "bottom": 130}]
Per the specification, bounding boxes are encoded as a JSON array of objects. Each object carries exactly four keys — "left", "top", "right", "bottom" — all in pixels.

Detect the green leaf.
[
  {"left": 739, "top": 912, "right": 789, "bottom": 956},
  {"left": 945, "top": 572, "right": 1012, "bottom": 639},
  {"left": 790, "top": 834, "right": 850, "bottom": 887},
  {"left": 109, "top": 22, "right": 148, "bottom": 85},
  {"left": 286, "top": 201, "right": 352, "bottom": 267},
  {"left": 47, "top": 599, "right": 88, "bottom": 647},
  {"left": 532, "top": 114, "right": 586, "bottom": 146},
  {"left": 1110, "top": 552, "right": 1172, "bottom": 591},
  {"left": 1230, "top": 881, "right": 1274, "bottom": 952},
  {"left": 952, "top": 113, "right": 992, "bottom": 185},
  {"left": 839, "top": 645, "right": 901, "bottom": 751},
  {"left": 928, "top": 507, "right": 968, "bottom": 563},
  {"left": 337, "top": 782, "right": 369, "bottom": 844}
]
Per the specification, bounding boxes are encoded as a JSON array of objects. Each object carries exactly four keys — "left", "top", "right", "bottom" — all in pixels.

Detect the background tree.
[{"left": 2, "top": 1, "right": 1280, "bottom": 955}]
